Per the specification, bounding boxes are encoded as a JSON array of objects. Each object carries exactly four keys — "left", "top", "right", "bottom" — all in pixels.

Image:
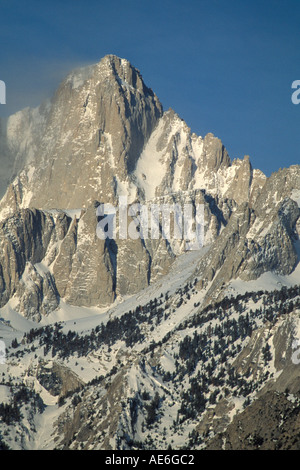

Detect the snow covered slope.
[{"left": 0, "top": 54, "right": 299, "bottom": 450}]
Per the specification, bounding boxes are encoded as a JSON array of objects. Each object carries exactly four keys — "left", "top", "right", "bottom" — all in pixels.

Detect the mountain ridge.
[{"left": 0, "top": 54, "right": 299, "bottom": 450}]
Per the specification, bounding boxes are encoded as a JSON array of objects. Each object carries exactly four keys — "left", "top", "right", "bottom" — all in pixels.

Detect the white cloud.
[{"left": 0, "top": 56, "right": 96, "bottom": 117}]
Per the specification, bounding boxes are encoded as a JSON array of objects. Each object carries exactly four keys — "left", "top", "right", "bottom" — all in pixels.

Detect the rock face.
[
  {"left": 0, "top": 55, "right": 163, "bottom": 213},
  {"left": 0, "top": 55, "right": 300, "bottom": 451},
  {"left": 206, "top": 390, "right": 300, "bottom": 450},
  {"left": 195, "top": 184, "right": 300, "bottom": 306},
  {"left": 133, "top": 109, "right": 266, "bottom": 204},
  {"left": 0, "top": 118, "right": 13, "bottom": 200},
  {"left": 205, "top": 309, "right": 300, "bottom": 450},
  {"left": 0, "top": 54, "right": 299, "bottom": 322},
  {"left": 52, "top": 206, "right": 116, "bottom": 307},
  {"left": 36, "top": 360, "right": 84, "bottom": 399},
  {"left": 0, "top": 209, "right": 70, "bottom": 314},
  {"left": 0, "top": 56, "right": 266, "bottom": 221}
]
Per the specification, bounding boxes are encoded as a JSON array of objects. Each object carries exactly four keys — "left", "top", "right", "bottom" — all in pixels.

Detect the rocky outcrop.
[
  {"left": 1, "top": 54, "right": 300, "bottom": 454},
  {"left": 0, "top": 57, "right": 266, "bottom": 221},
  {"left": 0, "top": 55, "right": 163, "bottom": 213},
  {"left": 16, "top": 263, "right": 59, "bottom": 322},
  {"left": 52, "top": 203, "right": 175, "bottom": 307},
  {"left": 0, "top": 118, "right": 14, "bottom": 200},
  {"left": 52, "top": 204, "right": 116, "bottom": 307},
  {"left": 0, "top": 208, "right": 71, "bottom": 309},
  {"left": 0, "top": 54, "right": 299, "bottom": 321},
  {"left": 53, "top": 369, "right": 127, "bottom": 450},
  {"left": 133, "top": 109, "right": 266, "bottom": 204},
  {"left": 35, "top": 360, "right": 84, "bottom": 398},
  {"left": 206, "top": 310, "right": 300, "bottom": 450},
  {"left": 0, "top": 201, "right": 176, "bottom": 314},
  {"left": 206, "top": 390, "right": 300, "bottom": 450},
  {"left": 194, "top": 166, "right": 300, "bottom": 305}
]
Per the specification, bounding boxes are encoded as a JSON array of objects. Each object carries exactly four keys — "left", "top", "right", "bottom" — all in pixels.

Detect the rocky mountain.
[{"left": 0, "top": 54, "right": 299, "bottom": 451}]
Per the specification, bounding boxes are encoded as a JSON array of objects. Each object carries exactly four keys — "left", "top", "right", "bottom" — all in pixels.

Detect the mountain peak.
[
  {"left": 62, "top": 54, "right": 151, "bottom": 98},
  {"left": 0, "top": 55, "right": 300, "bottom": 451},
  {"left": 0, "top": 54, "right": 163, "bottom": 212},
  {"left": 98, "top": 54, "right": 155, "bottom": 98}
]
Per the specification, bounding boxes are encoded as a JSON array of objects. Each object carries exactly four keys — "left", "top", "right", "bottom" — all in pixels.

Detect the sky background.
[{"left": 0, "top": 0, "right": 300, "bottom": 176}]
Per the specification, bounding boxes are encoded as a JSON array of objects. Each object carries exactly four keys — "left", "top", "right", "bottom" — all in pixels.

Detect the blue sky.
[{"left": 0, "top": 0, "right": 300, "bottom": 176}]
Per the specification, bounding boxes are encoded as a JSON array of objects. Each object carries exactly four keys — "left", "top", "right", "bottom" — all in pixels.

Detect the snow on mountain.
[
  {"left": 291, "top": 188, "right": 300, "bottom": 207},
  {"left": 0, "top": 54, "right": 299, "bottom": 450},
  {"left": 1, "top": 262, "right": 299, "bottom": 449}
]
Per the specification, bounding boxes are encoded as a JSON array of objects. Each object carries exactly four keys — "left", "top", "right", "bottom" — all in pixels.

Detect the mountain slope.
[{"left": 0, "top": 54, "right": 299, "bottom": 450}]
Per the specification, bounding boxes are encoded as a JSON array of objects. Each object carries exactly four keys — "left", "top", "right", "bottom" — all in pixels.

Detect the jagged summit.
[
  {"left": 0, "top": 54, "right": 300, "bottom": 451},
  {"left": 64, "top": 54, "right": 156, "bottom": 98},
  {"left": 0, "top": 53, "right": 268, "bottom": 217},
  {"left": 0, "top": 55, "right": 298, "bottom": 314},
  {"left": 0, "top": 54, "right": 163, "bottom": 212}
]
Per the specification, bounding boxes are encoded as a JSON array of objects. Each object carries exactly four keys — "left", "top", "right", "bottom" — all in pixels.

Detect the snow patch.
[{"left": 291, "top": 189, "right": 300, "bottom": 207}]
